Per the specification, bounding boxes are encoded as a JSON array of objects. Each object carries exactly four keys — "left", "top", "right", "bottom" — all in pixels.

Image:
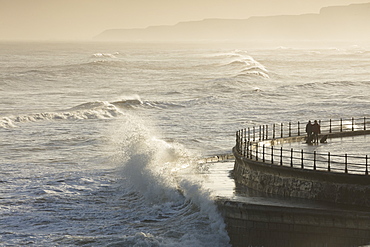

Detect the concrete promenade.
[
  {"left": 199, "top": 129, "right": 370, "bottom": 246},
  {"left": 197, "top": 159, "right": 370, "bottom": 247},
  {"left": 279, "top": 133, "right": 370, "bottom": 158}
]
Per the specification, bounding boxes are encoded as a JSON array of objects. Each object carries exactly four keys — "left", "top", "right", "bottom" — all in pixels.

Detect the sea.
[{"left": 1, "top": 41, "right": 369, "bottom": 246}]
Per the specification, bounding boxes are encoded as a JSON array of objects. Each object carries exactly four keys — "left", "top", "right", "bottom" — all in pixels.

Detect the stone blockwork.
[
  {"left": 229, "top": 127, "right": 370, "bottom": 246},
  {"left": 216, "top": 199, "right": 370, "bottom": 247},
  {"left": 233, "top": 147, "right": 370, "bottom": 207}
]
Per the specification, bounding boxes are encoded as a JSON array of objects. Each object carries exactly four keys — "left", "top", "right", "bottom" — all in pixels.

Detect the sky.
[{"left": 0, "top": 0, "right": 369, "bottom": 41}]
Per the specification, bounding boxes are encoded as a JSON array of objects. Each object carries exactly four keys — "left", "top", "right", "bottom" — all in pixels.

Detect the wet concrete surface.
[
  {"left": 196, "top": 160, "right": 370, "bottom": 213},
  {"left": 178, "top": 135, "right": 370, "bottom": 212},
  {"left": 281, "top": 134, "right": 370, "bottom": 157}
]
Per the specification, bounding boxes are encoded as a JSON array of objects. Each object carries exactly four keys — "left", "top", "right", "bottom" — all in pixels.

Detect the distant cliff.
[{"left": 94, "top": 3, "right": 370, "bottom": 41}]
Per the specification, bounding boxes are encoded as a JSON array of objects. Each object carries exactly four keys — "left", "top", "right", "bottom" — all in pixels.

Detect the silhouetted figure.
[
  {"left": 312, "top": 120, "right": 321, "bottom": 144},
  {"left": 305, "top": 120, "right": 313, "bottom": 143}
]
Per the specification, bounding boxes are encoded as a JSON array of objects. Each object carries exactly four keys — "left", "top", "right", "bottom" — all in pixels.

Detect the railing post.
[
  {"left": 241, "top": 130, "right": 243, "bottom": 155},
  {"left": 301, "top": 149, "right": 304, "bottom": 169},
  {"left": 253, "top": 126, "right": 255, "bottom": 141},
  {"left": 345, "top": 154, "right": 348, "bottom": 174},
  {"left": 236, "top": 130, "right": 239, "bottom": 154},
  {"left": 281, "top": 123, "right": 283, "bottom": 138},
  {"left": 266, "top": 125, "right": 269, "bottom": 140},
  {"left": 243, "top": 129, "right": 247, "bottom": 157},
  {"left": 263, "top": 144, "right": 265, "bottom": 162},
  {"left": 240, "top": 129, "right": 244, "bottom": 156},
  {"left": 290, "top": 148, "right": 293, "bottom": 167},
  {"left": 244, "top": 129, "right": 247, "bottom": 157},
  {"left": 365, "top": 117, "right": 367, "bottom": 131},
  {"left": 240, "top": 130, "right": 243, "bottom": 154},
  {"left": 243, "top": 133, "right": 246, "bottom": 157},
  {"left": 313, "top": 151, "right": 316, "bottom": 170},
  {"left": 248, "top": 127, "right": 250, "bottom": 141},
  {"left": 352, "top": 117, "right": 354, "bottom": 131},
  {"left": 259, "top": 125, "right": 262, "bottom": 141},
  {"left": 247, "top": 141, "right": 249, "bottom": 158},
  {"left": 240, "top": 129, "right": 245, "bottom": 156},
  {"left": 273, "top": 124, "right": 276, "bottom": 139},
  {"left": 256, "top": 143, "right": 258, "bottom": 161},
  {"left": 298, "top": 121, "right": 300, "bottom": 136},
  {"left": 289, "top": 122, "right": 292, "bottom": 137},
  {"left": 271, "top": 146, "right": 274, "bottom": 164},
  {"left": 340, "top": 118, "right": 343, "bottom": 132},
  {"left": 329, "top": 119, "right": 332, "bottom": 133},
  {"left": 366, "top": 155, "right": 368, "bottom": 175},
  {"left": 328, "top": 152, "right": 331, "bottom": 172},
  {"left": 246, "top": 141, "right": 249, "bottom": 158},
  {"left": 240, "top": 129, "right": 242, "bottom": 155},
  {"left": 280, "top": 147, "right": 283, "bottom": 166}
]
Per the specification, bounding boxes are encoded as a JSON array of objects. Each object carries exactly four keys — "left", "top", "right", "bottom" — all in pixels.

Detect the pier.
[{"left": 214, "top": 117, "right": 370, "bottom": 247}]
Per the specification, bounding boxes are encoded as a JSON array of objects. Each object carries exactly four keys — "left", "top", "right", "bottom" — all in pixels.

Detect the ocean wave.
[
  {"left": 108, "top": 117, "right": 230, "bottom": 247},
  {"left": 275, "top": 46, "right": 293, "bottom": 50},
  {"left": 275, "top": 80, "right": 370, "bottom": 96},
  {"left": 204, "top": 51, "right": 244, "bottom": 59},
  {"left": 214, "top": 50, "right": 269, "bottom": 79},
  {"left": 48, "top": 59, "right": 129, "bottom": 75},
  {"left": 111, "top": 98, "right": 144, "bottom": 109},
  {"left": 0, "top": 117, "right": 17, "bottom": 128},
  {"left": 83, "top": 60, "right": 128, "bottom": 68},
  {"left": 11, "top": 60, "right": 128, "bottom": 78},
  {"left": 91, "top": 52, "right": 119, "bottom": 58},
  {"left": 321, "top": 45, "right": 370, "bottom": 56},
  {"left": 0, "top": 101, "right": 123, "bottom": 128},
  {"left": 316, "top": 80, "right": 368, "bottom": 88},
  {"left": 111, "top": 97, "right": 185, "bottom": 110},
  {"left": 20, "top": 69, "right": 50, "bottom": 75},
  {"left": 224, "top": 60, "right": 247, "bottom": 66},
  {"left": 0, "top": 97, "right": 188, "bottom": 128},
  {"left": 237, "top": 70, "right": 270, "bottom": 79},
  {"left": 241, "top": 65, "right": 269, "bottom": 73}
]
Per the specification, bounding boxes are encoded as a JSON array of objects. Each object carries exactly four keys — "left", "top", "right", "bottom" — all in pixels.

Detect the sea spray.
[
  {"left": 109, "top": 114, "right": 231, "bottom": 246},
  {"left": 178, "top": 180, "right": 230, "bottom": 243}
]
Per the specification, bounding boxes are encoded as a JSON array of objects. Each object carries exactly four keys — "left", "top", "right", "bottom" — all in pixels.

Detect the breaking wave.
[
  {"left": 0, "top": 101, "right": 123, "bottom": 128},
  {"left": 215, "top": 50, "right": 270, "bottom": 79},
  {"left": 111, "top": 95, "right": 185, "bottom": 110},
  {"left": 107, "top": 115, "right": 230, "bottom": 247},
  {"left": 91, "top": 52, "right": 119, "bottom": 58},
  {"left": 0, "top": 96, "right": 188, "bottom": 129}
]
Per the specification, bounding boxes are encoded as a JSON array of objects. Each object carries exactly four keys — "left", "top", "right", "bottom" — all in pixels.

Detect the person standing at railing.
[
  {"left": 312, "top": 120, "right": 321, "bottom": 144},
  {"left": 306, "top": 120, "right": 313, "bottom": 143}
]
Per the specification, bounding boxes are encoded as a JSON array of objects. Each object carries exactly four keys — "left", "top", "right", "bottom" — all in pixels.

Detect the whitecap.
[
  {"left": 0, "top": 101, "right": 124, "bottom": 128},
  {"left": 91, "top": 53, "right": 116, "bottom": 58}
]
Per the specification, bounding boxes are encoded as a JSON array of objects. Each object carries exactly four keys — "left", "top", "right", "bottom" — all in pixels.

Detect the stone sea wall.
[
  {"left": 233, "top": 147, "right": 370, "bottom": 207},
  {"left": 216, "top": 199, "right": 370, "bottom": 247},
  {"left": 223, "top": 123, "right": 370, "bottom": 246}
]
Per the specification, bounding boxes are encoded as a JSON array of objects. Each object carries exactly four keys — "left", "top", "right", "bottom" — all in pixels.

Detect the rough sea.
[{"left": 1, "top": 41, "right": 369, "bottom": 246}]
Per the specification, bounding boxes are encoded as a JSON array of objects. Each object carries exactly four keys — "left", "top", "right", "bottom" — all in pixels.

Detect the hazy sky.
[{"left": 1, "top": 0, "right": 369, "bottom": 40}]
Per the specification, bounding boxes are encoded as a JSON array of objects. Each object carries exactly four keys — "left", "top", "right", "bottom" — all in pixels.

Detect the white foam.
[
  {"left": 107, "top": 114, "right": 230, "bottom": 246},
  {"left": 0, "top": 101, "right": 124, "bottom": 128},
  {"left": 0, "top": 117, "right": 17, "bottom": 128},
  {"left": 92, "top": 53, "right": 117, "bottom": 58}
]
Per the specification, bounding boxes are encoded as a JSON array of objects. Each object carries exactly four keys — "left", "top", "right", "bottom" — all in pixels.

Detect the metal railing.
[
  {"left": 240, "top": 117, "right": 370, "bottom": 142},
  {"left": 235, "top": 117, "right": 370, "bottom": 175}
]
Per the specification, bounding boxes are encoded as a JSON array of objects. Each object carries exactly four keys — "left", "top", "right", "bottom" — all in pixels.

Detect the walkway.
[
  {"left": 177, "top": 160, "right": 370, "bottom": 212},
  {"left": 281, "top": 134, "right": 370, "bottom": 157}
]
